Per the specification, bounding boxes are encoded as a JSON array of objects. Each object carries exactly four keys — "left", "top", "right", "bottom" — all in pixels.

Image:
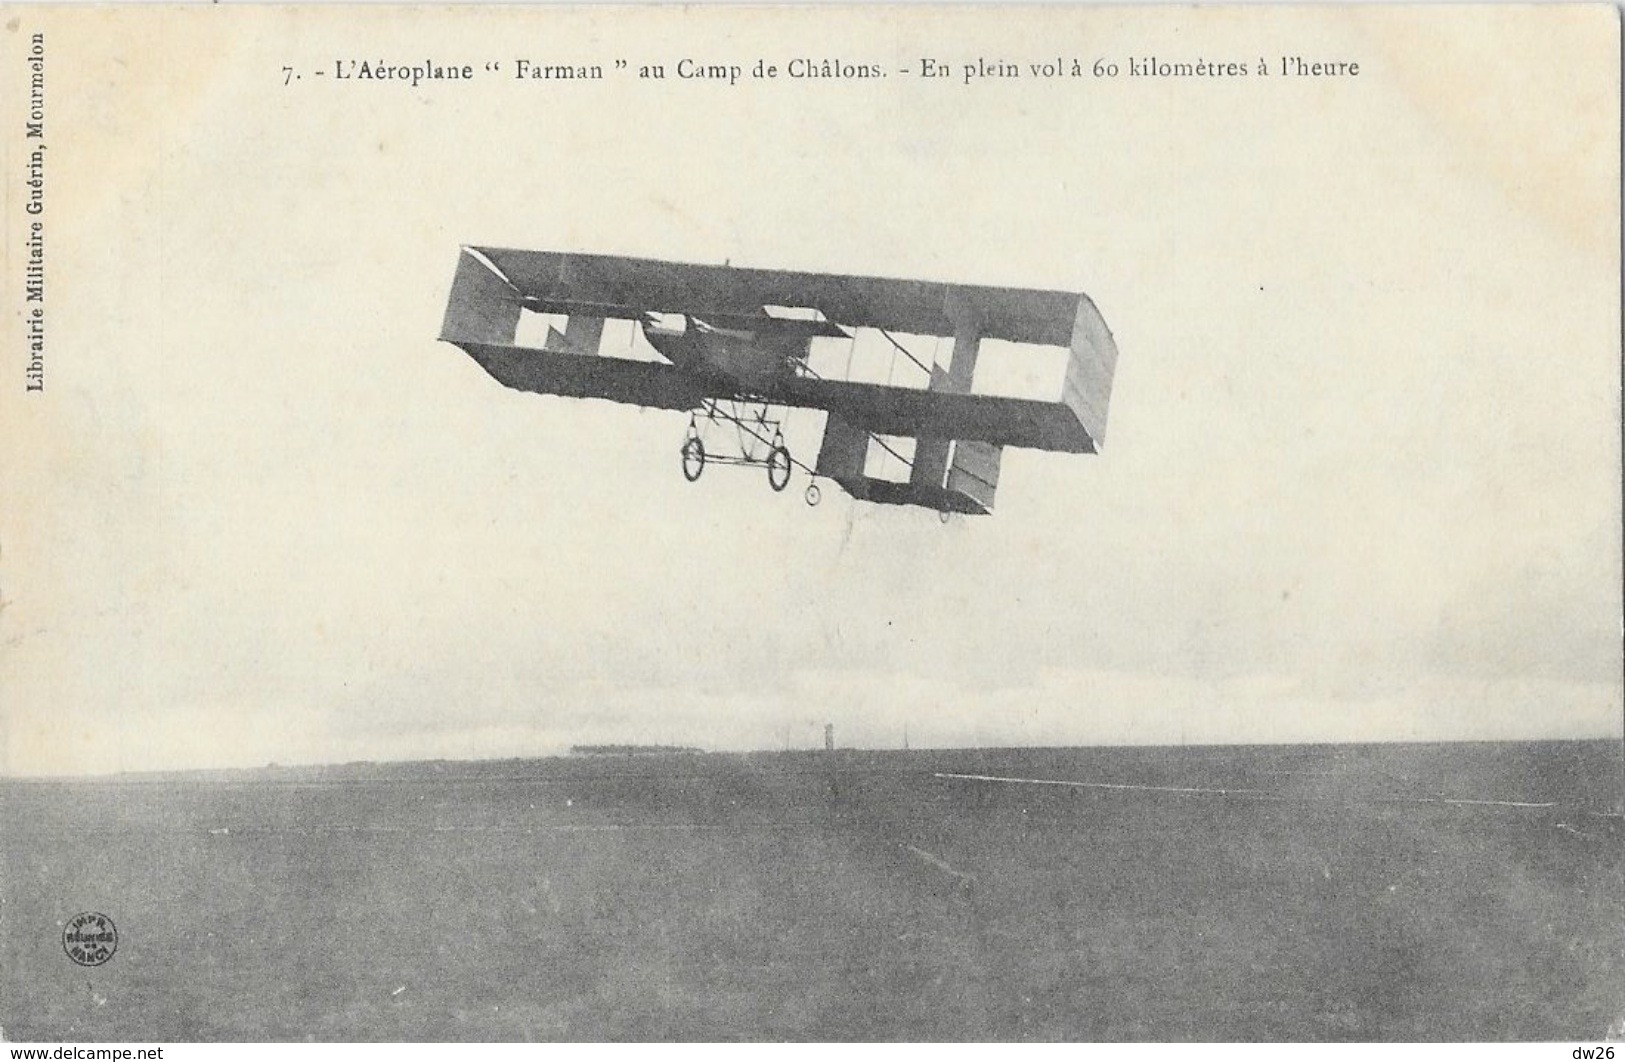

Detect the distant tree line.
[{"left": 570, "top": 744, "right": 705, "bottom": 757}]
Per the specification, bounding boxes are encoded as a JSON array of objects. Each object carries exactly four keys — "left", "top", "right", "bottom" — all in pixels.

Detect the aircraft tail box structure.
[{"left": 440, "top": 246, "right": 1120, "bottom": 516}]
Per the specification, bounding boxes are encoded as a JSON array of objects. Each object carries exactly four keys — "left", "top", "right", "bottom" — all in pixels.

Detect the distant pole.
[
  {"left": 824, "top": 724, "right": 834, "bottom": 752},
  {"left": 903, "top": 722, "right": 909, "bottom": 751}
]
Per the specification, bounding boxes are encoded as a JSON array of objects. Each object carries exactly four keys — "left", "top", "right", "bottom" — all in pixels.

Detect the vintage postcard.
[{"left": 1, "top": 3, "right": 1620, "bottom": 1043}]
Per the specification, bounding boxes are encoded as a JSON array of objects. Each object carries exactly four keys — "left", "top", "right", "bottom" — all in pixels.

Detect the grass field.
[{"left": 3, "top": 741, "right": 1621, "bottom": 1041}]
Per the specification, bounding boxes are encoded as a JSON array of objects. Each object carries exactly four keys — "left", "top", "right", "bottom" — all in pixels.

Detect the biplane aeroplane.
[{"left": 440, "top": 247, "right": 1119, "bottom": 516}]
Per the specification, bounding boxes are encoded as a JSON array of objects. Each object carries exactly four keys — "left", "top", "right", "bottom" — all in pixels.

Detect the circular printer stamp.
[{"left": 63, "top": 912, "right": 117, "bottom": 966}]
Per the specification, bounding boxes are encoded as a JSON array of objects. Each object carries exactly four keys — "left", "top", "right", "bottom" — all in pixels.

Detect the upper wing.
[{"left": 470, "top": 246, "right": 1081, "bottom": 346}]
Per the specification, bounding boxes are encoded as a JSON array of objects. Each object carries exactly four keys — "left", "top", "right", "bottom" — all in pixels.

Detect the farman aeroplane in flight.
[{"left": 440, "top": 247, "right": 1118, "bottom": 517}]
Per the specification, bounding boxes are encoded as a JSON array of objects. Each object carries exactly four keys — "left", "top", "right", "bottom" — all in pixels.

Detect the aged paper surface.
[{"left": 0, "top": 3, "right": 1620, "bottom": 1043}]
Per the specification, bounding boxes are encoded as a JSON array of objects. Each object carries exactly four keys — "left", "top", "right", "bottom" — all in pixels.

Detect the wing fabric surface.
[
  {"left": 474, "top": 247, "right": 1081, "bottom": 346},
  {"left": 457, "top": 342, "right": 707, "bottom": 412},
  {"left": 780, "top": 376, "right": 1095, "bottom": 453}
]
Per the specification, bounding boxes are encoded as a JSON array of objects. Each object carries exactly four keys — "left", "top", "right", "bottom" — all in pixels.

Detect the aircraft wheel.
[
  {"left": 767, "top": 444, "right": 792, "bottom": 492},
  {"left": 681, "top": 437, "right": 705, "bottom": 482},
  {"left": 804, "top": 483, "right": 822, "bottom": 507}
]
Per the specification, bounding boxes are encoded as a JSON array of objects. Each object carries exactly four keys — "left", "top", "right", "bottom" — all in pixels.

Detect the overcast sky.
[{"left": 2, "top": 6, "right": 1619, "bottom": 775}]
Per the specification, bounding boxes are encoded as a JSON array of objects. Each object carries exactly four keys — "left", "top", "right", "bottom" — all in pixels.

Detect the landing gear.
[
  {"left": 679, "top": 399, "right": 812, "bottom": 499},
  {"left": 804, "top": 483, "right": 822, "bottom": 507},
  {"left": 767, "top": 443, "right": 792, "bottom": 492},
  {"left": 681, "top": 436, "right": 705, "bottom": 481}
]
